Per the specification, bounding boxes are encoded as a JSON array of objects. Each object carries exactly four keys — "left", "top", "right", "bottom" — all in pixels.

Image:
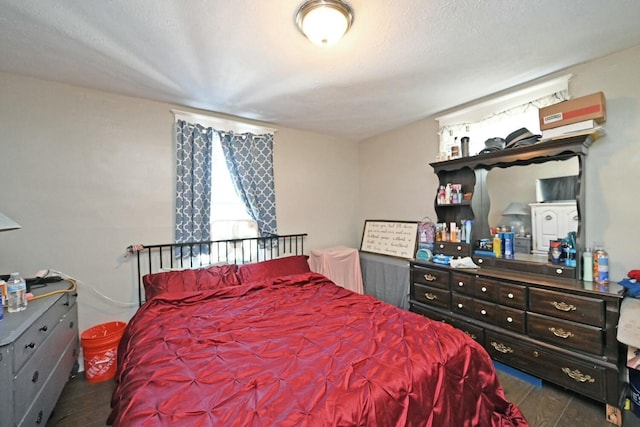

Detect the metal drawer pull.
[
  {"left": 506, "top": 317, "right": 513, "bottom": 323},
  {"left": 457, "top": 246, "right": 462, "bottom": 251},
  {"left": 439, "top": 244, "right": 445, "bottom": 249},
  {"left": 551, "top": 301, "right": 577, "bottom": 312},
  {"left": 507, "top": 293, "right": 514, "bottom": 299},
  {"left": 465, "top": 331, "right": 477, "bottom": 340},
  {"left": 549, "top": 327, "right": 574, "bottom": 338},
  {"left": 556, "top": 268, "right": 563, "bottom": 274},
  {"left": 491, "top": 341, "right": 514, "bottom": 354},
  {"left": 25, "top": 342, "right": 36, "bottom": 349},
  {"left": 457, "top": 303, "right": 464, "bottom": 309},
  {"left": 32, "top": 370, "right": 39, "bottom": 383},
  {"left": 423, "top": 274, "right": 436, "bottom": 282},
  {"left": 562, "top": 367, "right": 595, "bottom": 383},
  {"left": 477, "top": 258, "right": 483, "bottom": 264},
  {"left": 458, "top": 281, "right": 464, "bottom": 287},
  {"left": 573, "top": 215, "right": 579, "bottom": 221},
  {"left": 481, "top": 286, "right": 487, "bottom": 293},
  {"left": 480, "top": 309, "right": 487, "bottom": 315},
  {"left": 39, "top": 325, "right": 48, "bottom": 332},
  {"left": 545, "top": 215, "right": 553, "bottom": 221},
  {"left": 424, "top": 293, "right": 437, "bottom": 301}
]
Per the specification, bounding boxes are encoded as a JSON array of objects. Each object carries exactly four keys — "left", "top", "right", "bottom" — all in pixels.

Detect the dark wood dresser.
[{"left": 409, "top": 261, "right": 626, "bottom": 424}]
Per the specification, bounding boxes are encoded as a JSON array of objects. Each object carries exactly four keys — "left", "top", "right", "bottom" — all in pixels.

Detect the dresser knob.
[
  {"left": 458, "top": 281, "right": 464, "bottom": 287},
  {"left": 39, "top": 325, "right": 48, "bottom": 332},
  {"left": 533, "top": 351, "right": 539, "bottom": 358},
  {"left": 481, "top": 286, "right": 487, "bottom": 293},
  {"left": 556, "top": 268, "right": 563, "bottom": 274},
  {"left": 507, "top": 317, "right": 513, "bottom": 323},
  {"left": 457, "top": 303, "right": 463, "bottom": 309},
  {"left": 477, "top": 258, "right": 483, "bottom": 264},
  {"left": 507, "top": 293, "right": 514, "bottom": 299},
  {"left": 481, "top": 309, "right": 487, "bottom": 315},
  {"left": 457, "top": 246, "right": 462, "bottom": 251},
  {"left": 439, "top": 244, "right": 444, "bottom": 249},
  {"left": 25, "top": 342, "right": 35, "bottom": 349}
]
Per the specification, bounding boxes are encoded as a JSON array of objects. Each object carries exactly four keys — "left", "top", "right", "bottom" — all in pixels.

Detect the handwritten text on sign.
[{"left": 360, "top": 221, "right": 418, "bottom": 259}]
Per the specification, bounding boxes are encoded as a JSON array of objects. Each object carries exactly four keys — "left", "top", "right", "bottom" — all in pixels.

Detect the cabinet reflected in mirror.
[{"left": 486, "top": 157, "right": 579, "bottom": 237}]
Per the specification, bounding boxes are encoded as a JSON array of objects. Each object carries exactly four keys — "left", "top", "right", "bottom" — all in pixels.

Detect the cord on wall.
[{"left": 48, "top": 269, "right": 138, "bottom": 307}]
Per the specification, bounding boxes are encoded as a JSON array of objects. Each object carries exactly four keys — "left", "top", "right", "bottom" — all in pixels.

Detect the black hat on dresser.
[{"left": 504, "top": 127, "right": 541, "bottom": 149}]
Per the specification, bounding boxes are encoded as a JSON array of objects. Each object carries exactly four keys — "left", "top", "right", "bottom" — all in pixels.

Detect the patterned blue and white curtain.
[
  {"left": 175, "top": 120, "right": 212, "bottom": 255},
  {"left": 219, "top": 131, "right": 277, "bottom": 237}
]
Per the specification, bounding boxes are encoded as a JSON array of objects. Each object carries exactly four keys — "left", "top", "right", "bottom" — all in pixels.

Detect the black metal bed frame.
[{"left": 132, "top": 234, "right": 307, "bottom": 306}]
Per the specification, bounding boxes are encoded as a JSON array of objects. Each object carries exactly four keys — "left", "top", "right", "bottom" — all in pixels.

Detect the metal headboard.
[{"left": 130, "top": 234, "right": 307, "bottom": 306}]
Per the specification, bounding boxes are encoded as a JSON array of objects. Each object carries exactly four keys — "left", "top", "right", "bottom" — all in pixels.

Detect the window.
[
  {"left": 210, "top": 132, "right": 258, "bottom": 240},
  {"left": 174, "top": 110, "right": 277, "bottom": 264},
  {"left": 436, "top": 75, "right": 572, "bottom": 158}
]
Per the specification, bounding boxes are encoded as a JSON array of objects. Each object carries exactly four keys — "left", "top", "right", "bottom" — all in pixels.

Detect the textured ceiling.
[{"left": 2, "top": 0, "right": 640, "bottom": 141}]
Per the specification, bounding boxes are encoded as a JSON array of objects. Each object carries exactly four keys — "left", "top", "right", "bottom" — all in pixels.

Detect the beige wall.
[
  {"left": 0, "top": 72, "right": 359, "bottom": 335},
  {"left": 359, "top": 44, "right": 640, "bottom": 281}
]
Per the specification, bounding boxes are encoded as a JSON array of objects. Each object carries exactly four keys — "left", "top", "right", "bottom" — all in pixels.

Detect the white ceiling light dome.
[{"left": 295, "top": 0, "right": 354, "bottom": 47}]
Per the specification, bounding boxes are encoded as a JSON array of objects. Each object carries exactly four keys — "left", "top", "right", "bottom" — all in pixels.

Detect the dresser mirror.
[{"left": 484, "top": 157, "right": 580, "bottom": 262}]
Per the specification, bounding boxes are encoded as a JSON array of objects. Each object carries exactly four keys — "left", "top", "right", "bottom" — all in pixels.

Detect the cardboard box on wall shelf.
[{"left": 539, "top": 91, "right": 606, "bottom": 130}]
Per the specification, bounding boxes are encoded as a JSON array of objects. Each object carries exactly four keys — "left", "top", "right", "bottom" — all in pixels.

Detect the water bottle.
[
  {"left": 582, "top": 248, "right": 593, "bottom": 282},
  {"left": 7, "top": 272, "right": 27, "bottom": 313}
]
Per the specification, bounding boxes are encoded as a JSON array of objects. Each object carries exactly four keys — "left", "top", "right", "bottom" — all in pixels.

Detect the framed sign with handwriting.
[{"left": 359, "top": 220, "right": 418, "bottom": 259}]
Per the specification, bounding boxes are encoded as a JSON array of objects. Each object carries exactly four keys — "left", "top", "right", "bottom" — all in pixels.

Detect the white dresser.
[{"left": 529, "top": 201, "right": 579, "bottom": 255}]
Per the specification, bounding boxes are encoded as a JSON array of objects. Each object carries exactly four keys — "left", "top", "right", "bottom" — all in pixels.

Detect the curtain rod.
[{"left": 171, "top": 109, "right": 277, "bottom": 135}]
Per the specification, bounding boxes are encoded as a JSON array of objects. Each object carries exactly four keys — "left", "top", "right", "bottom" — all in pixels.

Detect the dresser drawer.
[
  {"left": 409, "top": 303, "right": 484, "bottom": 345},
  {"left": 452, "top": 293, "right": 474, "bottom": 317},
  {"left": 474, "top": 277, "right": 499, "bottom": 301},
  {"left": 527, "top": 312, "right": 603, "bottom": 355},
  {"left": 14, "top": 304, "right": 78, "bottom": 420},
  {"left": 13, "top": 295, "right": 74, "bottom": 374},
  {"left": 529, "top": 288, "right": 604, "bottom": 327},
  {"left": 434, "top": 242, "right": 470, "bottom": 257},
  {"left": 485, "top": 331, "right": 606, "bottom": 402},
  {"left": 451, "top": 272, "right": 473, "bottom": 296},
  {"left": 496, "top": 305, "right": 526, "bottom": 334},
  {"left": 448, "top": 317, "right": 484, "bottom": 345},
  {"left": 473, "top": 300, "right": 497, "bottom": 323},
  {"left": 412, "top": 283, "right": 450, "bottom": 310},
  {"left": 19, "top": 334, "right": 79, "bottom": 427},
  {"left": 412, "top": 266, "right": 449, "bottom": 290},
  {"left": 498, "top": 283, "right": 527, "bottom": 309}
]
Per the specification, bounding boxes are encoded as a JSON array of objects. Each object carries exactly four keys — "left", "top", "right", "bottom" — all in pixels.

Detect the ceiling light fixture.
[{"left": 295, "top": 0, "right": 353, "bottom": 47}]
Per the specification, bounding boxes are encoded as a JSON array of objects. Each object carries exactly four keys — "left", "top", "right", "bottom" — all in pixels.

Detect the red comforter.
[{"left": 109, "top": 272, "right": 527, "bottom": 426}]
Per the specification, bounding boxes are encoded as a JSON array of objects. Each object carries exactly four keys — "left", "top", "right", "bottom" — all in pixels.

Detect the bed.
[{"left": 109, "top": 235, "right": 527, "bottom": 426}]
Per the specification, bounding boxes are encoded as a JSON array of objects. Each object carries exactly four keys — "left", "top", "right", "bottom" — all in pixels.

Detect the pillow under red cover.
[
  {"left": 143, "top": 264, "right": 240, "bottom": 300},
  {"left": 237, "top": 255, "right": 310, "bottom": 283}
]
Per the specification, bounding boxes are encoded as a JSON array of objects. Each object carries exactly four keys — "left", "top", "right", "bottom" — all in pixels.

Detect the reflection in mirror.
[{"left": 485, "top": 157, "right": 580, "bottom": 261}]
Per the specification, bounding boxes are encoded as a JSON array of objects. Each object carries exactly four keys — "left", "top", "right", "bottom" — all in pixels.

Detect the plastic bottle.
[
  {"left": 582, "top": 248, "right": 593, "bottom": 282},
  {"left": 504, "top": 232, "right": 514, "bottom": 259},
  {"left": 7, "top": 272, "right": 27, "bottom": 313},
  {"left": 445, "top": 183, "right": 452, "bottom": 204},
  {"left": 593, "top": 245, "right": 609, "bottom": 285},
  {"left": 465, "top": 220, "right": 472, "bottom": 244},
  {"left": 493, "top": 234, "right": 502, "bottom": 258}
]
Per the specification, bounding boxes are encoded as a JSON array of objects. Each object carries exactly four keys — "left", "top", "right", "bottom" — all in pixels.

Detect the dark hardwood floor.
[{"left": 47, "top": 370, "right": 640, "bottom": 426}]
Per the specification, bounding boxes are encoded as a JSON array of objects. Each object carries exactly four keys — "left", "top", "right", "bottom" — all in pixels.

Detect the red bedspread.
[{"left": 109, "top": 272, "right": 527, "bottom": 426}]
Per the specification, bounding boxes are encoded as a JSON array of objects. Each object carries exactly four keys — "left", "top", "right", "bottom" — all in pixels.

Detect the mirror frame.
[{"left": 430, "top": 134, "right": 593, "bottom": 279}]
